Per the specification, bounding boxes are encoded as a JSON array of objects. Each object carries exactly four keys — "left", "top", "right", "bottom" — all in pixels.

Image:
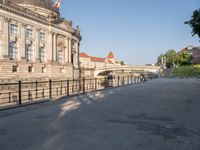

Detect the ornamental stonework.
[{"left": 0, "top": 0, "right": 81, "bottom": 82}]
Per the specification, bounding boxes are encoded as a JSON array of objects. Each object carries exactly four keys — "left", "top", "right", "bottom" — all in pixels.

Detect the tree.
[
  {"left": 156, "top": 54, "right": 164, "bottom": 66},
  {"left": 164, "top": 50, "right": 177, "bottom": 68},
  {"left": 120, "top": 61, "right": 125, "bottom": 65},
  {"left": 177, "top": 51, "right": 192, "bottom": 66},
  {"left": 185, "top": 9, "right": 200, "bottom": 39}
]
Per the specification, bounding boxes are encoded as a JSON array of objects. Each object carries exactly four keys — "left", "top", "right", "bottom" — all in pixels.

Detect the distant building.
[
  {"left": 79, "top": 51, "right": 122, "bottom": 78},
  {"left": 192, "top": 47, "right": 200, "bottom": 64},
  {"left": 179, "top": 46, "right": 200, "bottom": 64}
]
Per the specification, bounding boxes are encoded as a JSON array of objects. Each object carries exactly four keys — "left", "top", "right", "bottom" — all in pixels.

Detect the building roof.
[
  {"left": 107, "top": 51, "right": 114, "bottom": 59},
  {"left": 90, "top": 57, "right": 106, "bottom": 62},
  {"left": 80, "top": 52, "right": 90, "bottom": 58},
  {"left": 12, "top": 0, "right": 59, "bottom": 14},
  {"left": 80, "top": 52, "right": 116, "bottom": 63}
]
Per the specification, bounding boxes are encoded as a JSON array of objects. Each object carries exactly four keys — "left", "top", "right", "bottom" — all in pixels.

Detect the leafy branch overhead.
[{"left": 185, "top": 8, "right": 200, "bottom": 39}]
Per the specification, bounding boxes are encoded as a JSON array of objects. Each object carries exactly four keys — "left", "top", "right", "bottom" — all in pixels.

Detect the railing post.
[
  {"left": 83, "top": 78, "right": 85, "bottom": 93},
  {"left": 118, "top": 76, "right": 120, "bottom": 86},
  {"left": 18, "top": 80, "right": 22, "bottom": 105},
  {"left": 35, "top": 80, "right": 38, "bottom": 99},
  {"left": 49, "top": 79, "right": 52, "bottom": 99},
  {"left": 79, "top": 79, "right": 81, "bottom": 92},
  {"left": 104, "top": 77, "right": 107, "bottom": 88},
  {"left": 112, "top": 77, "right": 114, "bottom": 87},
  {"left": 95, "top": 78, "right": 97, "bottom": 90},
  {"left": 8, "top": 92, "right": 11, "bottom": 103},
  {"left": 67, "top": 80, "right": 69, "bottom": 96}
]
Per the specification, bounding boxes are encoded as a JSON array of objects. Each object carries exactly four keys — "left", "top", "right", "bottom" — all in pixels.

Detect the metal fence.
[{"left": 0, "top": 76, "right": 145, "bottom": 107}]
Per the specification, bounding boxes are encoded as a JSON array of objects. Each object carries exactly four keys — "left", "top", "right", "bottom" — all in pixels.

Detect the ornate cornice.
[{"left": 0, "top": 0, "right": 49, "bottom": 25}]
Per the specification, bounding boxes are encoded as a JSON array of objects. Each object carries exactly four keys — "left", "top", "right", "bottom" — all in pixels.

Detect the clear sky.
[{"left": 60, "top": 0, "right": 200, "bottom": 65}]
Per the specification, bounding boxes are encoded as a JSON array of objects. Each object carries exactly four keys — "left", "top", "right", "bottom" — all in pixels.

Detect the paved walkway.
[{"left": 0, "top": 79, "right": 200, "bottom": 150}]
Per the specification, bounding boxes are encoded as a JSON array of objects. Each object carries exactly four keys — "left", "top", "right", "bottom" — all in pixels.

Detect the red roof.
[
  {"left": 80, "top": 51, "right": 115, "bottom": 63},
  {"left": 80, "top": 52, "right": 90, "bottom": 58},
  {"left": 90, "top": 57, "right": 106, "bottom": 62},
  {"left": 107, "top": 51, "right": 114, "bottom": 59}
]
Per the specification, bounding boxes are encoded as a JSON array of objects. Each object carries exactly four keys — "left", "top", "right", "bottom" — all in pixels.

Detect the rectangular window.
[
  {"left": 25, "top": 46, "right": 32, "bottom": 61},
  {"left": 12, "top": 66, "right": 18, "bottom": 73},
  {"left": 28, "top": 66, "right": 33, "bottom": 73},
  {"left": 9, "top": 24, "right": 18, "bottom": 35},
  {"left": 39, "top": 48, "right": 45, "bottom": 63},
  {"left": 39, "top": 32, "right": 45, "bottom": 41},
  {"left": 58, "top": 50, "right": 62, "bottom": 64},
  {"left": 26, "top": 28, "right": 33, "bottom": 38},
  {"left": 9, "top": 43, "right": 18, "bottom": 60},
  {"left": 41, "top": 67, "right": 46, "bottom": 73}
]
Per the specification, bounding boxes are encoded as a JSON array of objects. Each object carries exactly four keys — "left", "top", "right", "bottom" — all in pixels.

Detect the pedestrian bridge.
[{"left": 94, "top": 65, "right": 161, "bottom": 77}]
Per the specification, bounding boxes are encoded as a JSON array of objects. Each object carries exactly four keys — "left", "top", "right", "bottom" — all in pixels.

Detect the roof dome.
[{"left": 12, "top": 0, "right": 60, "bottom": 16}]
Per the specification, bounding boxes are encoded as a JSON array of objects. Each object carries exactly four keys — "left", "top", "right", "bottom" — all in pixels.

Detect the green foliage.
[
  {"left": 176, "top": 51, "right": 192, "bottom": 66},
  {"left": 120, "top": 61, "right": 125, "bottom": 65},
  {"left": 157, "top": 50, "right": 192, "bottom": 68},
  {"left": 173, "top": 65, "right": 200, "bottom": 77},
  {"left": 185, "top": 9, "right": 200, "bottom": 39},
  {"left": 156, "top": 54, "right": 163, "bottom": 66},
  {"left": 165, "top": 50, "right": 177, "bottom": 68}
]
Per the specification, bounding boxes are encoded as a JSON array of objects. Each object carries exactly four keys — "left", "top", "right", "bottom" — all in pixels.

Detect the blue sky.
[{"left": 60, "top": 0, "right": 200, "bottom": 65}]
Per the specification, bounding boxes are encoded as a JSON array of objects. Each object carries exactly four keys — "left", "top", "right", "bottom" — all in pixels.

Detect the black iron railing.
[{"left": 0, "top": 76, "right": 146, "bottom": 107}]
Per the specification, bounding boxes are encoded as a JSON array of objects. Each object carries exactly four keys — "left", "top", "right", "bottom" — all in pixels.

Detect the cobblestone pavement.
[{"left": 0, "top": 79, "right": 200, "bottom": 150}]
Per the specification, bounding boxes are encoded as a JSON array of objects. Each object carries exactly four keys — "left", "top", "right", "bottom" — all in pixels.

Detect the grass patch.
[{"left": 173, "top": 65, "right": 200, "bottom": 77}]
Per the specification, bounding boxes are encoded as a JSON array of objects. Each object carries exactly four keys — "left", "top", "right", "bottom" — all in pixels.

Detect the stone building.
[
  {"left": 0, "top": 0, "right": 81, "bottom": 82},
  {"left": 79, "top": 51, "right": 121, "bottom": 78},
  {"left": 192, "top": 47, "right": 200, "bottom": 64}
]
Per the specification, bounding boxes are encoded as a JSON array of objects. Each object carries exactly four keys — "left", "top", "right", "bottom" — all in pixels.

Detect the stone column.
[
  {"left": 68, "top": 38, "right": 72, "bottom": 63},
  {"left": 20, "top": 22, "right": 26, "bottom": 60},
  {"left": 3, "top": 17, "right": 9, "bottom": 57},
  {"left": 47, "top": 31, "right": 52, "bottom": 62},
  {"left": 76, "top": 41, "right": 79, "bottom": 66},
  {"left": 34, "top": 28, "right": 39, "bottom": 62}
]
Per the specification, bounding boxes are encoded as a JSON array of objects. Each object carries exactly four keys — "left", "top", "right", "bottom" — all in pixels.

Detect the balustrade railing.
[{"left": 0, "top": 76, "right": 146, "bottom": 108}]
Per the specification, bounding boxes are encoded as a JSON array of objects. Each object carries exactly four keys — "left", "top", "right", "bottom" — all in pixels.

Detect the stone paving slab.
[{"left": 0, "top": 79, "right": 200, "bottom": 150}]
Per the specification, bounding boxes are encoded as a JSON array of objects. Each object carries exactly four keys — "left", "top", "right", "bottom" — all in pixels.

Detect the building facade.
[
  {"left": 80, "top": 51, "right": 122, "bottom": 78},
  {"left": 192, "top": 47, "right": 200, "bottom": 64},
  {"left": 0, "top": 0, "right": 81, "bottom": 82}
]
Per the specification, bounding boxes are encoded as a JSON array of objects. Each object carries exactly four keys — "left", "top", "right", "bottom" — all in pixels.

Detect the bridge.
[{"left": 94, "top": 65, "right": 161, "bottom": 77}]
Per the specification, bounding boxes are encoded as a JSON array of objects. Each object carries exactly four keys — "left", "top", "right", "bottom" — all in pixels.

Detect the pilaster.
[
  {"left": 3, "top": 17, "right": 9, "bottom": 57},
  {"left": 20, "top": 22, "right": 26, "bottom": 60},
  {"left": 47, "top": 31, "right": 52, "bottom": 62},
  {"left": 65, "top": 37, "right": 69, "bottom": 63},
  {"left": 68, "top": 38, "right": 72, "bottom": 63},
  {"left": 52, "top": 33, "right": 57, "bottom": 62}
]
